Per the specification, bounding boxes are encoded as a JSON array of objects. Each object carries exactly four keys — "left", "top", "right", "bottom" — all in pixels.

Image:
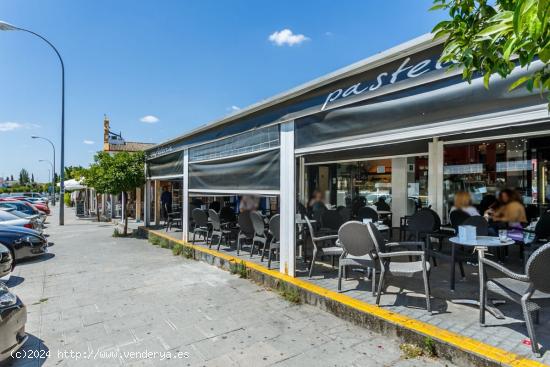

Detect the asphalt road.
[{"left": 5, "top": 207, "right": 454, "bottom": 367}]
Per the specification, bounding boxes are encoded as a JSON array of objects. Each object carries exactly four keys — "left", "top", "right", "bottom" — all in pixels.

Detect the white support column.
[
  {"left": 279, "top": 121, "right": 296, "bottom": 276},
  {"left": 391, "top": 157, "right": 407, "bottom": 228},
  {"left": 144, "top": 181, "right": 150, "bottom": 226},
  {"left": 182, "top": 149, "right": 189, "bottom": 242},
  {"left": 298, "top": 156, "right": 305, "bottom": 205},
  {"left": 428, "top": 137, "right": 444, "bottom": 219}
]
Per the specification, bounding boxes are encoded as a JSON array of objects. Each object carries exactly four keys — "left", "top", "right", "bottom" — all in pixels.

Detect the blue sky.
[{"left": 0, "top": 0, "right": 445, "bottom": 182}]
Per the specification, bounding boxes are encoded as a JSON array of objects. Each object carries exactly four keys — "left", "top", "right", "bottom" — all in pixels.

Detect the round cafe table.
[{"left": 448, "top": 236, "right": 515, "bottom": 319}]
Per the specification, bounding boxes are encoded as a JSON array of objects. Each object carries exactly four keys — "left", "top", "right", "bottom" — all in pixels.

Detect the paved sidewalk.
[{"left": 6, "top": 208, "right": 454, "bottom": 367}]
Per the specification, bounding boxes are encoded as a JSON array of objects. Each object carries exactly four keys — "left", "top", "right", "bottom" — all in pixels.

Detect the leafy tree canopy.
[
  {"left": 432, "top": 0, "right": 550, "bottom": 104},
  {"left": 84, "top": 152, "right": 145, "bottom": 195}
]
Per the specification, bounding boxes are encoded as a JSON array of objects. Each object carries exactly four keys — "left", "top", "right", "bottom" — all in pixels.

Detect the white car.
[{"left": 0, "top": 210, "right": 35, "bottom": 230}]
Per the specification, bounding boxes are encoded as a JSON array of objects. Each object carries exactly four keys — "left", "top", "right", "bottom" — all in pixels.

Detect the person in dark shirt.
[{"left": 160, "top": 187, "right": 172, "bottom": 220}]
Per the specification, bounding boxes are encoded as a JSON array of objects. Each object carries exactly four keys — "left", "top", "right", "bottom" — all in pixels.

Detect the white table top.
[
  {"left": 377, "top": 210, "right": 392, "bottom": 215},
  {"left": 449, "top": 236, "right": 515, "bottom": 247}
]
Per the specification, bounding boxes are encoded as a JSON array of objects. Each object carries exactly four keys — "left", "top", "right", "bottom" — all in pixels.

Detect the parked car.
[
  {"left": 0, "top": 209, "right": 43, "bottom": 233},
  {"left": 0, "top": 244, "right": 13, "bottom": 277},
  {"left": 0, "top": 198, "right": 49, "bottom": 216},
  {"left": 0, "top": 201, "right": 45, "bottom": 224},
  {"left": 0, "top": 211, "right": 35, "bottom": 230},
  {"left": 0, "top": 282, "right": 27, "bottom": 362},
  {"left": 0, "top": 226, "right": 48, "bottom": 262},
  {"left": 10, "top": 197, "right": 50, "bottom": 215}
]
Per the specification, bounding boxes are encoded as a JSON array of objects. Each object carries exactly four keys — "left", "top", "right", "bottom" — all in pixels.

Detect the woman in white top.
[{"left": 450, "top": 191, "right": 480, "bottom": 216}]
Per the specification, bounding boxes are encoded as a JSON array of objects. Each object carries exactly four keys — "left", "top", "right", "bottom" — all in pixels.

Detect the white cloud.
[
  {"left": 229, "top": 105, "right": 240, "bottom": 112},
  {"left": 325, "top": 31, "right": 334, "bottom": 37},
  {"left": 268, "top": 29, "right": 309, "bottom": 46},
  {"left": 0, "top": 121, "right": 40, "bottom": 132},
  {"left": 0, "top": 122, "right": 22, "bottom": 132},
  {"left": 140, "top": 115, "right": 159, "bottom": 124},
  {"left": 83, "top": 140, "right": 95, "bottom": 145}
]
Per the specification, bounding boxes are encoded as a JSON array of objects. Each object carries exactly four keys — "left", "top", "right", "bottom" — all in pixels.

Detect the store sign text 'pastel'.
[{"left": 322, "top": 56, "right": 448, "bottom": 111}]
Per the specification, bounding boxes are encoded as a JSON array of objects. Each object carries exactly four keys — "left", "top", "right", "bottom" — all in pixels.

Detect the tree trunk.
[
  {"left": 123, "top": 191, "right": 129, "bottom": 236},
  {"left": 96, "top": 193, "right": 100, "bottom": 222}
]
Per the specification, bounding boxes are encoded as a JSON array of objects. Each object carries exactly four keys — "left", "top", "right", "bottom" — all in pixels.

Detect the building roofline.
[{"left": 147, "top": 33, "right": 441, "bottom": 153}]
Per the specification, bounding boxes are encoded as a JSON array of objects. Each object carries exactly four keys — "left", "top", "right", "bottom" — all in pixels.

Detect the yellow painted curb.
[{"left": 148, "top": 229, "right": 546, "bottom": 367}]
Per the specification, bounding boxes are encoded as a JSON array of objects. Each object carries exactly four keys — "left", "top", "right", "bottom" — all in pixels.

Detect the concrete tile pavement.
[{"left": 4, "top": 207, "right": 454, "bottom": 366}]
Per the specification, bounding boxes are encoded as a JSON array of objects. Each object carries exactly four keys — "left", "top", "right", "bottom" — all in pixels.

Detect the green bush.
[
  {"left": 278, "top": 283, "right": 301, "bottom": 304},
  {"left": 229, "top": 260, "right": 248, "bottom": 278},
  {"left": 149, "top": 235, "right": 161, "bottom": 246},
  {"left": 160, "top": 238, "right": 170, "bottom": 249},
  {"left": 64, "top": 192, "right": 71, "bottom": 207},
  {"left": 172, "top": 243, "right": 183, "bottom": 256},
  {"left": 182, "top": 246, "right": 194, "bottom": 259}
]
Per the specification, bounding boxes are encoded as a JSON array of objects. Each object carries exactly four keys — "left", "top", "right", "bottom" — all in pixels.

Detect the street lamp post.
[
  {"left": 39, "top": 159, "right": 54, "bottom": 200},
  {"left": 32, "top": 136, "right": 56, "bottom": 206},
  {"left": 0, "top": 21, "right": 66, "bottom": 225}
]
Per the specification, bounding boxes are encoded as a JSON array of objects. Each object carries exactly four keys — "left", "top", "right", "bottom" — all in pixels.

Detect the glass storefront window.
[
  {"left": 305, "top": 155, "right": 429, "bottom": 213},
  {"left": 443, "top": 136, "right": 550, "bottom": 222}
]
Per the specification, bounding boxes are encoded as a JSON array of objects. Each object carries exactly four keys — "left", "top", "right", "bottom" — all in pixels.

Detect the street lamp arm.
[{"left": 14, "top": 27, "right": 64, "bottom": 72}]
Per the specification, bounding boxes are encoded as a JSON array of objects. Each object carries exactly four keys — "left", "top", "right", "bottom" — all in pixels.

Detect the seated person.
[
  {"left": 450, "top": 191, "right": 480, "bottom": 217},
  {"left": 374, "top": 196, "right": 391, "bottom": 212}
]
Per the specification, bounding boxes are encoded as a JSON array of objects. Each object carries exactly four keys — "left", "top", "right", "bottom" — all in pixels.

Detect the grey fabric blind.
[
  {"left": 147, "top": 151, "right": 183, "bottom": 179},
  {"left": 189, "top": 150, "right": 280, "bottom": 191},
  {"left": 189, "top": 125, "right": 279, "bottom": 162}
]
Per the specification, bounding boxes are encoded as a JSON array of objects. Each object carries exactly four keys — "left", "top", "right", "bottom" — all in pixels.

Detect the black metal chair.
[
  {"left": 462, "top": 216, "right": 489, "bottom": 236},
  {"left": 449, "top": 209, "right": 471, "bottom": 230},
  {"left": 524, "top": 212, "right": 550, "bottom": 260},
  {"left": 236, "top": 212, "right": 255, "bottom": 255},
  {"left": 191, "top": 208, "right": 209, "bottom": 243},
  {"left": 357, "top": 206, "right": 378, "bottom": 222},
  {"left": 337, "top": 206, "right": 352, "bottom": 222},
  {"left": 320, "top": 210, "right": 343, "bottom": 233},
  {"left": 220, "top": 205, "right": 236, "bottom": 224},
  {"left": 262, "top": 214, "right": 280, "bottom": 269},
  {"left": 479, "top": 243, "right": 550, "bottom": 357},
  {"left": 208, "top": 209, "right": 232, "bottom": 251}
]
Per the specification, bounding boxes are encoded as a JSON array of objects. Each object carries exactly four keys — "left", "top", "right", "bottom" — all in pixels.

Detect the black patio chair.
[
  {"left": 236, "top": 212, "right": 255, "bottom": 255},
  {"left": 191, "top": 208, "right": 209, "bottom": 243},
  {"left": 208, "top": 209, "right": 232, "bottom": 251},
  {"left": 337, "top": 206, "right": 352, "bottom": 222},
  {"left": 320, "top": 210, "right": 343, "bottom": 233},
  {"left": 479, "top": 243, "right": 550, "bottom": 357},
  {"left": 357, "top": 206, "right": 378, "bottom": 222},
  {"left": 449, "top": 209, "right": 471, "bottom": 230},
  {"left": 262, "top": 214, "right": 280, "bottom": 269},
  {"left": 367, "top": 222, "right": 432, "bottom": 313},
  {"left": 524, "top": 212, "right": 550, "bottom": 260},
  {"left": 462, "top": 216, "right": 489, "bottom": 236}
]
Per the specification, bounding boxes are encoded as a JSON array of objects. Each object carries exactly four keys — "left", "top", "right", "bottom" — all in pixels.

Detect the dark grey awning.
[
  {"left": 189, "top": 149, "right": 280, "bottom": 192},
  {"left": 295, "top": 67, "right": 547, "bottom": 149},
  {"left": 147, "top": 151, "right": 183, "bottom": 179}
]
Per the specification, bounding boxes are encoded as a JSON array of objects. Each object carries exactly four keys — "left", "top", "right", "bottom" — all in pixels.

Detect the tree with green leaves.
[
  {"left": 84, "top": 151, "right": 145, "bottom": 234},
  {"left": 84, "top": 153, "right": 110, "bottom": 222},
  {"left": 431, "top": 0, "right": 550, "bottom": 104},
  {"left": 19, "top": 169, "right": 30, "bottom": 185},
  {"left": 64, "top": 165, "right": 87, "bottom": 180}
]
